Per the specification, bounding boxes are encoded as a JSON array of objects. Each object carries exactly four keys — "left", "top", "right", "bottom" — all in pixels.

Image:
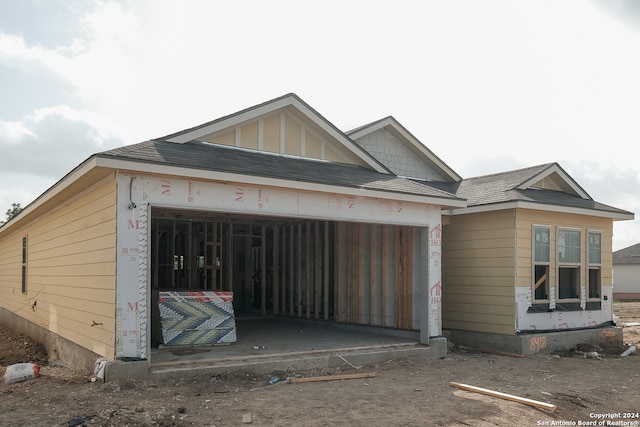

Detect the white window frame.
[
  {"left": 532, "top": 225, "right": 551, "bottom": 303},
  {"left": 556, "top": 227, "right": 581, "bottom": 302},
  {"left": 587, "top": 229, "right": 602, "bottom": 301}
]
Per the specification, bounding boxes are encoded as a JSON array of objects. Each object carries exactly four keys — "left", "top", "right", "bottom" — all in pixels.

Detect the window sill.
[{"left": 527, "top": 301, "right": 602, "bottom": 313}]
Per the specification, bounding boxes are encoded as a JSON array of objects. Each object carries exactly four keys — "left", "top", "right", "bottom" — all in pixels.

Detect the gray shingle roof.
[
  {"left": 98, "top": 140, "right": 463, "bottom": 201},
  {"left": 428, "top": 163, "right": 632, "bottom": 216},
  {"left": 613, "top": 243, "right": 640, "bottom": 264}
]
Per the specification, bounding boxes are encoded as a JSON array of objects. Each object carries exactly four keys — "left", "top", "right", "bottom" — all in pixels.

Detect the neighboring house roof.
[
  {"left": 613, "top": 243, "right": 640, "bottom": 264},
  {"left": 347, "top": 116, "right": 462, "bottom": 182},
  {"left": 98, "top": 140, "right": 464, "bottom": 204},
  {"left": 435, "top": 163, "right": 634, "bottom": 220}
]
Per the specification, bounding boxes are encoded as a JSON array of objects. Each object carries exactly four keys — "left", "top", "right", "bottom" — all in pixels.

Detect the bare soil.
[{"left": 1, "top": 303, "right": 639, "bottom": 427}]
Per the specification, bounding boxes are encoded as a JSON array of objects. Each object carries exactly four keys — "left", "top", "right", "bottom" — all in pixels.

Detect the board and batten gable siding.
[
  {"left": 441, "top": 209, "right": 517, "bottom": 335},
  {"left": 0, "top": 177, "right": 118, "bottom": 358},
  {"left": 198, "top": 110, "right": 363, "bottom": 166},
  {"left": 514, "top": 209, "right": 614, "bottom": 331}
]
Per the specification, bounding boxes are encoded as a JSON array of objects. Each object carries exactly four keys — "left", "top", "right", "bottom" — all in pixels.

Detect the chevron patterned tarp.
[{"left": 158, "top": 291, "right": 236, "bottom": 346}]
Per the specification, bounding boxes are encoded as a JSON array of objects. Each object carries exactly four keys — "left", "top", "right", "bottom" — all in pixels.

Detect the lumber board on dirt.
[
  {"left": 288, "top": 372, "right": 377, "bottom": 384},
  {"left": 449, "top": 382, "right": 556, "bottom": 412}
]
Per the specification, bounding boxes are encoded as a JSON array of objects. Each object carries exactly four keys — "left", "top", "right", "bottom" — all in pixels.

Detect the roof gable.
[
  {"left": 444, "top": 163, "right": 634, "bottom": 220},
  {"left": 347, "top": 116, "right": 461, "bottom": 182},
  {"left": 160, "top": 93, "right": 390, "bottom": 173},
  {"left": 516, "top": 163, "right": 590, "bottom": 199}
]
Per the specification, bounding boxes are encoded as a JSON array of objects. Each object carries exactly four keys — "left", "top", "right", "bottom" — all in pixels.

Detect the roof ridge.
[{"left": 464, "top": 162, "right": 556, "bottom": 181}]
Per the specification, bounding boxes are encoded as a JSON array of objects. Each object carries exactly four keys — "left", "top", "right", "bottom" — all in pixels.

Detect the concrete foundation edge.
[
  {"left": 0, "top": 307, "right": 101, "bottom": 373},
  {"left": 106, "top": 337, "right": 448, "bottom": 382},
  {"left": 445, "top": 326, "right": 623, "bottom": 355}
]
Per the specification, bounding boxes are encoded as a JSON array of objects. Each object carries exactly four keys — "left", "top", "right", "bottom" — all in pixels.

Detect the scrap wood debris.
[
  {"left": 288, "top": 372, "right": 377, "bottom": 384},
  {"left": 449, "top": 381, "right": 557, "bottom": 412}
]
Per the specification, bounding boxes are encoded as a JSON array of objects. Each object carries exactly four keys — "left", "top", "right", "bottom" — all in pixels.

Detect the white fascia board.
[
  {"left": 517, "top": 164, "right": 590, "bottom": 199},
  {"left": 97, "top": 157, "right": 466, "bottom": 208},
  {"left": 443, "top": 200, "right": 634, "bottom": 220},
  {"left": 166, "top": 96, "right": 388, "bottom": 174}
]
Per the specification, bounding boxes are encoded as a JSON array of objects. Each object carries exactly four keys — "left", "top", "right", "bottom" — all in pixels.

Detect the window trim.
[
  {"left": 21, "top": 235, "right": 28, "bottom": 294},
  {"left": 587, "top": 229, "right": 602, "bottom": 301},
  {"left": 556, "top": 227, "right": 581, "bottom": 302},
  {"left": 532, "top": 225, "right": 551, "bottom": 303}
]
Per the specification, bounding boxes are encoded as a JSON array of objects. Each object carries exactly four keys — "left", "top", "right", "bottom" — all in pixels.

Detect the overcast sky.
[{"left": 1, "top": 0, "right": 639, "bottom": 250}]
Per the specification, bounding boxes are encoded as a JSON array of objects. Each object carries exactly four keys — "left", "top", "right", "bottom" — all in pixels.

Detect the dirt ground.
[{"left": 1, "top": 303, "right": 639, "bottom": 427}]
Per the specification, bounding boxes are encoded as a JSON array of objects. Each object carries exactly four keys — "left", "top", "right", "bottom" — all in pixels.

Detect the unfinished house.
[{"left": 0, "top": 94, "right": 465, "bottom": 378}]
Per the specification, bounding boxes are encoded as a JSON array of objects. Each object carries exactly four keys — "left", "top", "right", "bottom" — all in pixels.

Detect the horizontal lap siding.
[
  {"left": 442, "top": 210, "right": 516, "bottom": 335},
  {"left": 0, "top": 178, "right": 118, "bottom": 358},
  {"left": 514, "top": 209, "right": 613, "bottom": 289}
]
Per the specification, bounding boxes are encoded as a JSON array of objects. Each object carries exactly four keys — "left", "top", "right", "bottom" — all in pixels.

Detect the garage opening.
[{"left": 149, "top": 207, "right": 422, "bottom": 350}]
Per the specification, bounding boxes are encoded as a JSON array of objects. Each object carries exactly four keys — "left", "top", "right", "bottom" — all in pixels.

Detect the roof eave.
[
  {"left": 95, "top": 156, "right": 468, "bottom": 208},
  {"left": 443, "top": 200, "right": 634, "bottom": 220}
]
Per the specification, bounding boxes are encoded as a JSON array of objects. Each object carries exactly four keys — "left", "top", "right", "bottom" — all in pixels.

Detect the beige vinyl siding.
[
  {"left": 442, "top": 209, "right": 516, "bottom": 335},
  {"left": 514, "top": 208, "right": 613, "bottom": 293},
  {"left": 0, "top": 177, "right": 117, "bottom": 358}
]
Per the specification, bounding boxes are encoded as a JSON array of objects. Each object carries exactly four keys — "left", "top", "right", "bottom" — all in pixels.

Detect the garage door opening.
[{"left": 149, "top": 207, "right": 422, "bottom": 352}]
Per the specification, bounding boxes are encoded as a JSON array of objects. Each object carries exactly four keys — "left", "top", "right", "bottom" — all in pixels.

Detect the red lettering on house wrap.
[
  {"left": 161, "top": 179, "right": 171, "bottom": 195},
  {"left": 235, "top": 187, "right": 244, "bottom": 202},
  {"left": 128, "top": 220, "right": 140, "bottom": 229}
]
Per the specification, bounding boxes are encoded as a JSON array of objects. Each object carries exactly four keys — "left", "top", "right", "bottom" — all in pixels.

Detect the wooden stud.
[
  {"left": 289, "top": 225, "right": 295, "bottom": 316},
  {"left": 261, "top": 225, "right": 266, "bottom": 315},
  {"left": 323, "top": 221, "right": 330, "bottom": 321},
  {"left": 370, "top": 223, "right": 376, "bottom": 325},
  {"left": 358, "top": 223, "right": 365, "bottom": 324},
  {"left": 297, "top": 224, "right": 303, "bottom": 318},
  {"left": 273, "top": 225, "right": 280, "bottom": 315},
  {"left": 381, "top": 224, "right": 388, "bottom": 327},
  {"left": 335, "top": 223, "right": 343, "bottom": 322},
  {"left": 314, "top": 222, "right": 321, "bottom": 320},
  {"left": 306, "top": 223, "right": 311, "bottom": 319}
]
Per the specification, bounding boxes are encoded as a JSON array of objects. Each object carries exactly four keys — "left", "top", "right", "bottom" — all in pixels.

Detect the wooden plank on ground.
[
  {"left": 288, "top": 372, "right": 377, "bottom": 384},
  {"left": 449, "top": 382, "right": 556, "bottom": 412}
]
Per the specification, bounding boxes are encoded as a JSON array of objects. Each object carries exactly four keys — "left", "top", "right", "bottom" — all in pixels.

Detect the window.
[
  {"left": 533, "top": 226, "right": 550, "bottom": 301},
  {"left": 587, "top": 231, "right": 601, "bottom": 299},
  {"left": 21, "top": 236, "right": 28, "bottom": 294},
  {"left": 557, "top": 229, "right": 580, "bottom": 300}
]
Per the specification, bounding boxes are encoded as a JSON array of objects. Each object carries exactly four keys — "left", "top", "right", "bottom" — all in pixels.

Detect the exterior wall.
[
  {"left": 514, "top": 209, "right": 614, "bottom": 332},
  {"left": 613, "top": 264, "right": 640, "bottom": 299},
  {"left": 441, "top": 210, "right": 517, "bottom": 335},
  {"left": 115, "top": 172, "right": 443, "bottom": 359},
  {"left": 352, "top": 128, "right": 446, "bottom": 181},
  {"left": 0, "top": 177, "right": 118, "bottom": 359}
]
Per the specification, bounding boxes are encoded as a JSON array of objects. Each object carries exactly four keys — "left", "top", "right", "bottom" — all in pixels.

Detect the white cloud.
[{"left": 0, "top": 105, "right": 123, "bottom": 177}]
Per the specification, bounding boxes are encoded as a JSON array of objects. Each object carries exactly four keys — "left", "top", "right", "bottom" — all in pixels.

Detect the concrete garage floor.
[{"left": 146, "top": 317, "right": 444, "bottom": 380}]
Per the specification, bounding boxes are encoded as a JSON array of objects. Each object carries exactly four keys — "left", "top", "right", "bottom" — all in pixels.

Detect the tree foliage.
[{"left": 1, "top": 203, "right": 23, "bottom": 225}]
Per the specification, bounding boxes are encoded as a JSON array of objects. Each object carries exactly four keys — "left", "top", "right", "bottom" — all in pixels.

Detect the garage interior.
[{"left": 149, "top": 207, "right": 425, "bottom": 365}]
